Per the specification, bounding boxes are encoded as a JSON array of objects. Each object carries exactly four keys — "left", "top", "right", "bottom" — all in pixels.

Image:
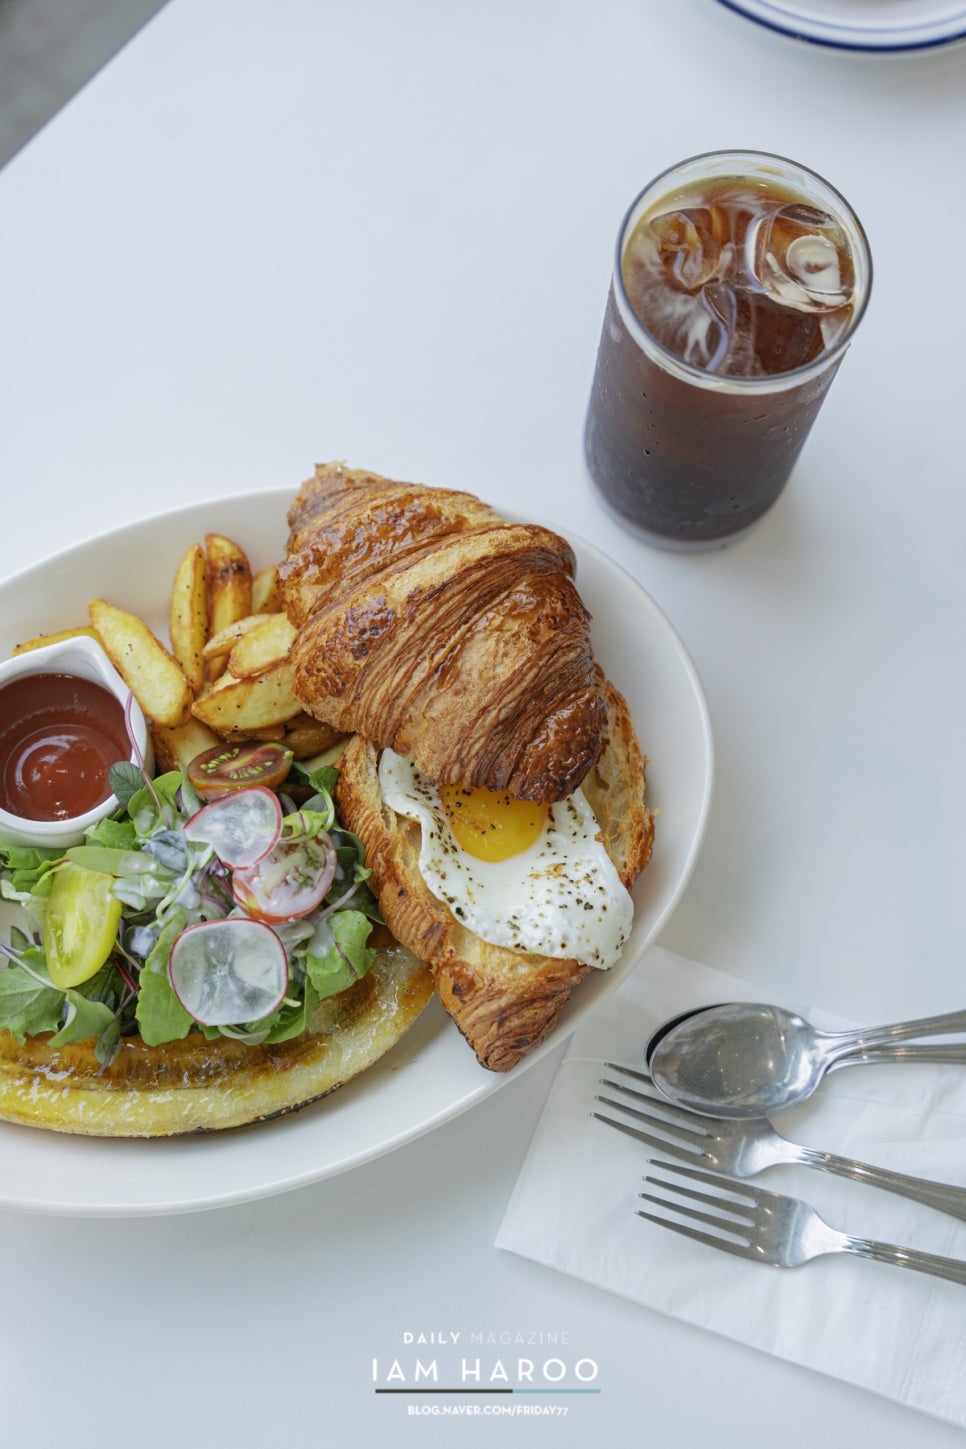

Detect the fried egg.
[{"left": 377, "top": 749, "right": 633, "bottom": 970}]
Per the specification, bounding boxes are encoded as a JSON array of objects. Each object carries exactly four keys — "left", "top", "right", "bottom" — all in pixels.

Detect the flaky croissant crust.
[
  {"left": 280, "top": 464, "right": 608, "bottom": 802},
  {"left": 335, "top": 673, "right": 654, "bottom": 1072}
]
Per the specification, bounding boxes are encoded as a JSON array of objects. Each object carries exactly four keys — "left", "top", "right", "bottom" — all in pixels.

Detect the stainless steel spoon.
[{"left": 647, "top": 1001, "right": 966, "bottom": 1117}]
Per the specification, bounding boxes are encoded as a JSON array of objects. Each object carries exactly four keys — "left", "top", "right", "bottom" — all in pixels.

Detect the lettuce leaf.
[
  {"left": 303, "top": 909, "right": 375, "bottom": 1001},
  {"left": 135, "top": 910, "right": 194, "bottom": 1045},
  {"left": 84, "top": 815, "right": 139, "bottom": 851},
  {"left": 0, "top": 960, "right": 63, "bottom": 1043},
  {"left": 0, "top": 844, "right": 62, "bottom": 907},
  {"left": 48, "top": 990, "right": 118, "bottom": 1047},
  {"left": 253, "top": 978, "right": 321, "bottom": 1044}
]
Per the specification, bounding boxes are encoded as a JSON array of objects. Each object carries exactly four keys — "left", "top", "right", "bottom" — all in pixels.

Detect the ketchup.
[{"left": 0, "top": 672, "right": 129, "bottom": 822}]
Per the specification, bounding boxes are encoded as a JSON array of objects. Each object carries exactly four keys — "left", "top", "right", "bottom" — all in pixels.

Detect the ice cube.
[
  {"left": 700, "top": 286, "right": 823, "bottom": 378},
  {"left": 747, "top": 292, "right": 824, "bottom": 373},
  {"left": 673, "top": 281, "right": 755, "bottom": 376},
  {"left": 649, "top": 207, "right": 728, "bottom": 292},
  {"left": 747, "top": 203, "right": 854, "bottom": 315},
  {"left": 699, "top": 281, "right": 746, "bottom": 374}
]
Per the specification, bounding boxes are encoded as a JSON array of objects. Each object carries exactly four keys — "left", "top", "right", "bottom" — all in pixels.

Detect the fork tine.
[
  {"left": 643, "top": 1164, "right": 757, "bottom": 1221},
  {"left": 603, "top": 1061, "right": 650, "bottom": 1083},
  {"left": 601, "top": 1065, "right": 718, "bottom": 1126},
  {"left": 591, "top": 1109, "right": 695, "bottom": 1161},
  {"left": 595, "top": 1094, "right": 706, "bottom": 1151},
  {"left": 646, "top": 1157, "right": 762, "bottom": 1198},
  {"left": 595, "top": 1092, "right": 689, "bottom": 1130},
  {"left": 638, "top": 1159, "right": 758, "bottom": 1255},
  {"left": 636, "top": 1208, "right": 758, "bottom": 1261},
  {"left": 639, "top": 1187, "right": 752, "bottom": 1234},
  {"left": 597, "top": 1083, "right": 709, "bottom": 1143},
  {"left": 646, "top": 1156, "right": 790, "bottom": 1208}
]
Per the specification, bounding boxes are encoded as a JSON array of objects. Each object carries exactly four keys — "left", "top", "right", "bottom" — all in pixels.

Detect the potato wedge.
[
  {"left": 12, "top": 626, "right": 98, "bottom": 656},
  {"left": 191, "top": 661, "right": 302, "bottom": 733},
  {"left": 169, "top": 542, "right": 208, "bottom": 695},
  {"left": 251, "top": 565, "right": 281, "bottom": 615},
  {"left": 276, "top": 713, "right": 346, "bottom": 759},
  {"left": 212, "top": 712, "right": 345, "bottom": 759},
  {"left": 202, "top": 613, "right": 278, "bottom": 663},
  {"left": 205, "top": 534, "right": 253, "bottom": 680},
  {"left": 90, "top": 599, "right": 193, "bottom": 727},
  {"left": 305, "top": 736, "right": 350, "bottom": 769},
  {"left": 211, "top": 723, "right": 284, "bottom": 743},
  {"left": 228, "top": 613, "right": 296, "bottom": 678},
  {"left": 151, "top": 715, "right": 221, "bottom": 773}
]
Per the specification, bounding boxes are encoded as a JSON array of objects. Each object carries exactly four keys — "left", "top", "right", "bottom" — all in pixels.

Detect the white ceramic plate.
[
  {"left": 715, "top": 0, "right": 966, "bottom": 49},
  {"left": 0, "top": 489, "right": 713, "bottom": 1217}
]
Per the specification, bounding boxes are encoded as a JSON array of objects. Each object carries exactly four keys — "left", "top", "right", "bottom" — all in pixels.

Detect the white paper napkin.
[{"left": 496, "top": 947, "right": 966, "bottom": 1430}]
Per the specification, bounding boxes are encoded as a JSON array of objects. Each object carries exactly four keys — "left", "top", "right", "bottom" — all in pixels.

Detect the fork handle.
[
  {"left": 796, "top": 1145, "right": 966, "bottom": 1222},
  {"left": 843, "top": 1235, "right": 966, "bottom": 1286}
]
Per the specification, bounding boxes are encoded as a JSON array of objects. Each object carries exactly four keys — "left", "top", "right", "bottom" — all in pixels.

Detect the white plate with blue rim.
[
  {"left": 0, "top": 488, "right": 713, "bottom": 1217},
  {"left": 715, "top": 0, "right": 966, "bottom": 50}
]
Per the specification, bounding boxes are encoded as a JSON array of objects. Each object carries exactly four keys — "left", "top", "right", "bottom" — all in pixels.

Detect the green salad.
[{"left": 0, "top": 744, "right": 382, "bottom": 1065}]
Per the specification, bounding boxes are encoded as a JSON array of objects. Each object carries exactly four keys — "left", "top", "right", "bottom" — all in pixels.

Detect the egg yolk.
[{"left": 438, "top": 784, "right": 550, "bottom": 863}]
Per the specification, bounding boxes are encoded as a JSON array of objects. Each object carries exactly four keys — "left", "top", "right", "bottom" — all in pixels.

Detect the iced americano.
[{"left": 584, "top": 154, "right": 871, "bottom": 547}]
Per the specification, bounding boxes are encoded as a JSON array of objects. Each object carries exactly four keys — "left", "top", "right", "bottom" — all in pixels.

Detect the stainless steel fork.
[
  {"left": 594, "top": 1063, "right": 966, "bottom": 1222},
  {"left": 639, "top": 1159, "right": 966, "bottom": 1285}
]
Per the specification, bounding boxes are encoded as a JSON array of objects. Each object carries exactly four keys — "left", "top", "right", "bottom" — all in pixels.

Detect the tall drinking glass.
[{"left": 584, "top": 151, "right": 872, "bottom": 549}]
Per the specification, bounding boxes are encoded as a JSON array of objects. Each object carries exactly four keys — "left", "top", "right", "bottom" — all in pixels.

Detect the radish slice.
[
  {"left": 169, "top": 918, "right": 289, "bottom": 1026},
  {"left": 182, "top": 786, "right": 282, "bottom": 868},
  {"left": 232, "top": 834, "right": 337, "bottom": 922}
]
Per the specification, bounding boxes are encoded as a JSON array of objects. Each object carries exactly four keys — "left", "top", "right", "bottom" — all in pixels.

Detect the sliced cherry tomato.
[
  {"left": 44, "top": 862, "right": 122, "bottom": 989},
  {"left": 232, "top": 834, "right": 337, "bottom": 922},
  {"left": 186, "top": 742, "right": 293, "bottom": 800}
]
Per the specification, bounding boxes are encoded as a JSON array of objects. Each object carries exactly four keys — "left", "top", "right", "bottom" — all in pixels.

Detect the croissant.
[
  {"left": 334, "top": 672, "right": 653, "bottom": 1071},
  {"left": 279, "top": 463, "right": 608, "bottom": 802}
]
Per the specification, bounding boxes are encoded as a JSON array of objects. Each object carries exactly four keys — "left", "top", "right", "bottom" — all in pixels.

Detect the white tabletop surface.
[{"left": 2, "top": 1, "right": 966, "bottom": 1444}]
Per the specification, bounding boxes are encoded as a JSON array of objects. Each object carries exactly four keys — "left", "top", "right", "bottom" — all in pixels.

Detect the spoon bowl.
[
  {"left": 643, "top": 1004, "right": 729, "bottom": 1068},
  {"left": 648, "top": 1001, "right": 966, "bottom": 1117}
]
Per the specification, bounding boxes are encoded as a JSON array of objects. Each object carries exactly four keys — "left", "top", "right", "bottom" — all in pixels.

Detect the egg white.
[{"left": 377, "top": 749, "right": 633, "bottom": 969}]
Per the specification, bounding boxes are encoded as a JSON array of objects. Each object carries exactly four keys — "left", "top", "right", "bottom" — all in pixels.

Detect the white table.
[{"left": 2, "top": 2, "right": 965, "bottom": 1443}]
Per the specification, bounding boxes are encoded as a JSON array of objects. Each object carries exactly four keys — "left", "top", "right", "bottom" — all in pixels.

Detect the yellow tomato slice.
[{"left": 44, "top": 862, "right": 122, "bottom": 989}]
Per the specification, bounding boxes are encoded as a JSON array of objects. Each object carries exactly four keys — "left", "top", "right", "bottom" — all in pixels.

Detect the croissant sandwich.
[
  {"left": 280, "top": 463, "right": 608, "bottom": 804},
  {"left": 335, "top": 673, "right": 653, "bottom": 1071},
  {"left": 279, "top": 463, "right": 654, "bottom": 1071}
]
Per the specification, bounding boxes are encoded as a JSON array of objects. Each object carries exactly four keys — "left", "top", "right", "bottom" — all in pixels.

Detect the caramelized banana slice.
[{"left": 0, "top": 946, "right": 433, "bottom": 1136}]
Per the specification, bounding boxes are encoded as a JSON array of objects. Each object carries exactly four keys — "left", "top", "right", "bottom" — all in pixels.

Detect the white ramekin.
[{"left": 0, "top": 634, "right": 153, "bottom": 850}]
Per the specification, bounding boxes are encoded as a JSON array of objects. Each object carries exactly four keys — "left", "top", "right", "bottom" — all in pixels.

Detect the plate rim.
[
  {"left": 714, "top": 0, "right": 966, "bottom": 50},
  {"left": 0, "top": 486, "right": 713, "bottom": 1216}
]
